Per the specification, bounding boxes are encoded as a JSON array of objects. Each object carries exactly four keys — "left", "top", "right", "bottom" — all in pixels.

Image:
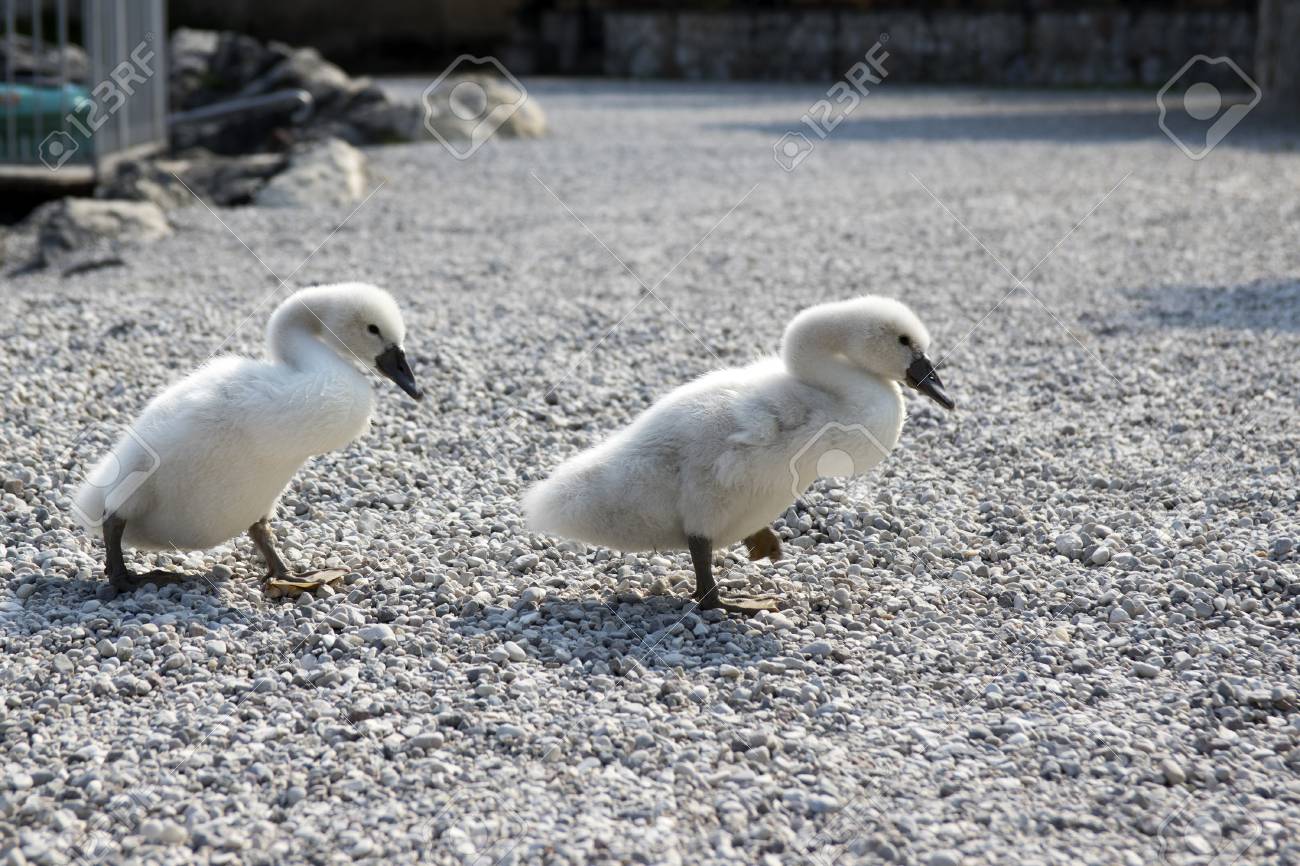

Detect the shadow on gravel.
[
  {"left": 0, "top": 574, "right": 254, "bottom": 637},
  {"left": 727, "top": 103, "right": 1297, "bottom": 149},
  {"left": 1134, "top": 277, "right": 1300, "bottom": 332},
  {"left": 450, "top": 595, "right": 783, "bottom": 671}
]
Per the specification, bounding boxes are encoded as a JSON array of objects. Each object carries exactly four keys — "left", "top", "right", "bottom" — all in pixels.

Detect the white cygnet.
[
  {"left": 72, "top": 282, "right": 423, "bottom": 596},
  {"left": 523, "top": 295, "right": 954, "bottom": 615}
]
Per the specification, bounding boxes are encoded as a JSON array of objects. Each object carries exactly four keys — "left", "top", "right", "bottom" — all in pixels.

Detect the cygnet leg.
[
  {"left": 248, "top": 517, "right": 345, "bottom": 598},
  {"left": 688, "top": 535, "right": 780, "bottom": 616},
  {"left": 102, "top": 514, "right": 188, "bottom": 591},
  {"left": 743, "top": 527, "right": 783, "bottom": 562},
  {"left": 249, "top": 517, "right": 290, "bottom": 579}
]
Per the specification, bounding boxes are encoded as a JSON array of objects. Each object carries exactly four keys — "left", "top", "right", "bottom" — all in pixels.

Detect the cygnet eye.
[
  {"left": 898, "top": 335, "right": 911, "bottom": 347},
  {"left": 368, "top": 324, "right": 381, "bottom": 336}
]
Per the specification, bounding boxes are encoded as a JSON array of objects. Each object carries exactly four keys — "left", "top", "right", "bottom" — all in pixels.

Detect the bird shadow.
[
  {"left": 449, "top": 593, "right": 784, "bottom": 673},
  {"left": 1126, "top": 277, "right": 1300, "bottom": 334},
  {"left": 0, "top": 573, "right": 256, "bottom": 638}
]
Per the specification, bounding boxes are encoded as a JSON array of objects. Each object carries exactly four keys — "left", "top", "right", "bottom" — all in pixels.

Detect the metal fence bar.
[
  {"left": 5, "top": 0, "right": 16, "bottom": 160},
  {"left": 85, "top": 0, "right": 98, "bottom": 159},
  {"left": 31, "top": 0, "right": 41, "bottom": 145},
  {"left": 56, "top": 0, "right": 67, "bottom": 119},
  {"left": 1, "top": 0, "right": 165, "bottom": 176},
  {"left": 113, "top": 0, "right": 125, "bottom": 155},
  {"left": 150, "top": 0, "right": 163, "bottom": 144}
]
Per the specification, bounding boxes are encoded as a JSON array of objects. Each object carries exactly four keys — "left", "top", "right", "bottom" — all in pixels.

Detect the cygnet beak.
[
  {"left": 905, "top": 354, "right": 954, "bottom": 411},
  {"left": 375, "top": 345, "right": 423, "bottom": 401}
]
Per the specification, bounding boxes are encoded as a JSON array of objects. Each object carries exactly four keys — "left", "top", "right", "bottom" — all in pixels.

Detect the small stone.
[
  {"left": 502, "top": 641, "right": 526, "bottom": 663},
  {"left": 1159, "top": 757, "right": 1186, "bottom": 785},
  {"left": 1109, "top": 607, "right": 1130, "bottom": 624},
  {"left": 1132, "top": 662, "right": 1160, "bottom": 679},
  {"left": 358, "top": 624, "right": 394, "bottom": 644},
  {"left": 1090, "top": 546, "right": 1111, "bottom": 565},
  {"left": 1055, "top": 532, "right": 1083, "bottom": 558},
  {"left": 496, "top": 724, "right": 525, "bottom": 740},
  {"left": 800, "top": 641, "right": 833, "bottom": 657},
  {"left": 761, "top": 611, "right": 795, "bottom": 629},
  {"left": 96, "top": 638, "right": 116, "bottom": 658},
  {"left": 807, "top": 794, "right": 840, "bottom": 814},
  {"left": 406, "top": 731, "right": 444, "bottom": 750},
  {"left": 928, "top": 850, "right": 962, "bottom": 866}
]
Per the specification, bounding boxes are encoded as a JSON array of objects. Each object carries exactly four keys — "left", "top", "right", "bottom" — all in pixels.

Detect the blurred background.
[
  {"left": 1, "top": 0, "right": 1294, "bottom": 225},
  {"left": 162, "top": 0, "right": 1290, "bottom": 92}
]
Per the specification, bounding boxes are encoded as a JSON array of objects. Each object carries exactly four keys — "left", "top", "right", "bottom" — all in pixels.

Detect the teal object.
[{"left": 0, "top": 82, "right": 95, "bottom": 166}]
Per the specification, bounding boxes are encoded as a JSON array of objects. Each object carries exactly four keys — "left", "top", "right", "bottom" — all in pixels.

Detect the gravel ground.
[{"left": 2, "top": 80, "right": 1300, "bottom": 866}]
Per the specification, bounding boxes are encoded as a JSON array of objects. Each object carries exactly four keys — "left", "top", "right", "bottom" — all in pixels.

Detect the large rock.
[
  {"left": 345, "top": 77, "right": 546, "bottom": 150},
  {"left": 168, "top": 28, "right": 546, "bottom": 153},
  {"left": 0, "top": 34, "right": 89, "bottom": 83},
  {"left": 240, "top": 46, "right": 364, "bottom": 110},
  {"left": 29, "top": 199, "right": 171, "bottom": 269},
  {"left": 417, "top": 76, "right": 547, "bottom": 142},
  {"left": 255, "top": 138, "right": 367, "bottom": 208},
  {"left": 98, "top": 152, "right": 289, "bottom": 209}
]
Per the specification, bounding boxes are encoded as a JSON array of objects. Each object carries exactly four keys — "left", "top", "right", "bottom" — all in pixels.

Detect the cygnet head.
[
  {"left": 782, "top": 296, "right": 954, "bottom": 411},
  {"left": 273, "top": 283, "right": 424, "bottom": 400}
]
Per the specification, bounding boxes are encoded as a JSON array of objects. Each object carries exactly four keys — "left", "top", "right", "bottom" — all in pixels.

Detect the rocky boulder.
[
  {"left": 0, "top": 33, "right": 89, "bottom": 83},
  {"left": 422, "top": 75, "right": 547, "bottom": 141},
  {"left": 167, "top": 28, "right": 545, "bottom": 153},
  {"left": 28, "top": 199, "right": 171, "bottom": 270},
  {"left": 347, "top": 76, "right": 546, "bottom": 152},
  {"left": 255, "top": 138, "right": 368, "bottom": 208},
  {"left": 98, "top": 152, "right": 289, "bottom": 209}
]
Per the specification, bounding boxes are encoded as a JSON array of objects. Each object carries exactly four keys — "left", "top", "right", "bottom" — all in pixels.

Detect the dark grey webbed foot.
[
  {"left": 695, "top": 592, "right": 781, "bottom": 615},
  {"left": 248, "top": 518, "right": 344, "bottom": 598},
  {"left": 688, "top": 534, "right": 782, "bottom": 617},
  {"left": 102, "top": 515, "right": 191, "bottom": 592}
]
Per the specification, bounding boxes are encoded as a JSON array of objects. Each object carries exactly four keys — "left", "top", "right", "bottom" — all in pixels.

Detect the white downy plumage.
[
  {"left": 523, "top": 296, "right": 954, "bottom": 553},
  {"left": 72, "top": 283, "right": 423, "bottom": 580}
]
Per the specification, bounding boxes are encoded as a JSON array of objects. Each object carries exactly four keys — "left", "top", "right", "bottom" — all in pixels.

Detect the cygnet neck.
[
  {"left": 266, "top": 300, "right": 354, "bottom": 376},
  {"left": 780, "top": 312, "right": 885, "bottom": 399}
]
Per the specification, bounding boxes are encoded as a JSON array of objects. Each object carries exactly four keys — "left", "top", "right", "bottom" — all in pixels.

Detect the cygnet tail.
[
  {"left": 71, "top": 476, "right": 107, "bottom": 534},
  {"left": 69, "top": 434, "right": 157, "bottom": 534},
  {"left": 521, "top": 471, "right": 592, "bottom": 542}
]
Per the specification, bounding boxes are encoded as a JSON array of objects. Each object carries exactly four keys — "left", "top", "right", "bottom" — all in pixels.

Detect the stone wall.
[
  {"left": 537, "top": 8, "right": 1256, "bottom": 86},
  {"left": 1256, "top": 0, "right": 1300, "bottom": 107}
]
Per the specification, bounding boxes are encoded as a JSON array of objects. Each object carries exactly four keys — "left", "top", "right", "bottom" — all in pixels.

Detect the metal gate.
[{"left": 1, "top": 0, "right": 166, "bottom": 186}]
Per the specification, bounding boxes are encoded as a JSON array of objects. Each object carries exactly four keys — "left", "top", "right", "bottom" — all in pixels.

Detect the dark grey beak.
[
  {"left": 375, "top": 345, "right": 423, "bottom": 401},
  {"left": 905, "top": 355, "right": 954, "bottom": 411}
]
